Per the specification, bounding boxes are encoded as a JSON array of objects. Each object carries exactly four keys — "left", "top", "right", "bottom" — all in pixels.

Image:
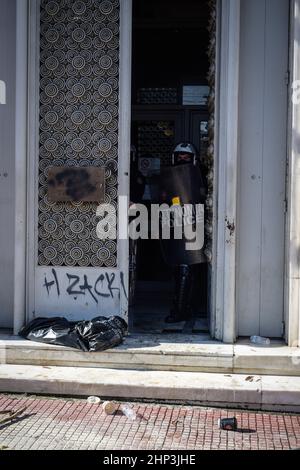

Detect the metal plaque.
[{"left": 47, "top": 167, "right": 105, "bottom": 203}]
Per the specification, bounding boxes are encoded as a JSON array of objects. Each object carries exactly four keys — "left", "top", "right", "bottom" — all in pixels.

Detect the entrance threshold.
[{"left": 1, "top": 332, "right": 299, "bottom": 377}]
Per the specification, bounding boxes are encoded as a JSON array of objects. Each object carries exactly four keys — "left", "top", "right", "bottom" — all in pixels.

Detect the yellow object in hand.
[{"left": 172, "top": 197, "right": 181, "bottom": 206}]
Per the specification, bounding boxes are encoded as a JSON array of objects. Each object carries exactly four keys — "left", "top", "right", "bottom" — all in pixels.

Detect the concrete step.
[
  {"left": 0, "top": 364, "right": 300, "bottom": 412},
  {"left": 1, "top": 333, "right": 300, "bottom": 376}
]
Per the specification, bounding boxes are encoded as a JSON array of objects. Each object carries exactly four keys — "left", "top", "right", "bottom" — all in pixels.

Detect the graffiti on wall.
[{"left": 42, "top": 268, "right": 128, "bottom": 304}]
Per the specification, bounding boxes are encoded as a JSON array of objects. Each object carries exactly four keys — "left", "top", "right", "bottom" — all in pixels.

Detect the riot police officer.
[{"left": 159, "top": 143, "right": 206, "bottom": 323}]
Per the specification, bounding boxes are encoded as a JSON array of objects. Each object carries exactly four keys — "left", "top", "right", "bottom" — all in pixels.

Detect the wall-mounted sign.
[
  {"left": 182, "top": 86, "right": 209, "bottom": 106},
  {"left": 138, "top": 156, "right": 160, "bottom": 177},
  {"left": 48, "top": 167, "right": 105, "bottom": 203}
]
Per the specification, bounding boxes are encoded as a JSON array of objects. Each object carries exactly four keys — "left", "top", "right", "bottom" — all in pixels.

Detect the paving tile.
[{"left": 0, "top": 393, "right": 299, "bottom": 450}]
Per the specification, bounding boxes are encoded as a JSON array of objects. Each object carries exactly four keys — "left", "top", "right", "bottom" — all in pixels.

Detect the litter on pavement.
[{"left": 19, "top": 316, "right": 127, "bottom": 352}]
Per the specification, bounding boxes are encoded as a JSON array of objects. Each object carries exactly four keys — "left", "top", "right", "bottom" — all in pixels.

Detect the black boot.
[{"left": 165, "top": 265, "right": 194, "bottom": 323}]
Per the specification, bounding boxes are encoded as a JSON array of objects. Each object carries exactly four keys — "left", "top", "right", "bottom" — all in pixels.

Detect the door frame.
[
  {"left": 118, "top": 0, "right": 132, "bottom": 318},
  {"left": 212, "top": 0, "right": 241, "bottom": 343},
  {"left": 285, "top": 0, "right": 300, "bottom": 347},
  {"left": 26, "top": 0, "right": 40, "bottom": 323},
  {"left": 13, "top": 0, "right": 29, "bottom": 334}
]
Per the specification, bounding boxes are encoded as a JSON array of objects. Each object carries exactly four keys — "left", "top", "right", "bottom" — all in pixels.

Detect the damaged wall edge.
[{"left": 215, "top": 0, "right": 241, "bottom": 344}]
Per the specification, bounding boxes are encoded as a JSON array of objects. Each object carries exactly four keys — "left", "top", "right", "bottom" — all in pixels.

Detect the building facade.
[{"left": 0, "top": 0, "right": 300, "bottom": 347}]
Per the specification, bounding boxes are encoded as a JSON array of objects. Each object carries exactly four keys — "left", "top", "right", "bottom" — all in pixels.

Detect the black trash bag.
[
  {"left": 19, "top": 316, "right": 127, "bottom": 352},
  {"left": 75, "top": 316, "right": 128, "bottom": 352},
  {"left": 18, "top": 317, "right": 86, "bottom": 351}
]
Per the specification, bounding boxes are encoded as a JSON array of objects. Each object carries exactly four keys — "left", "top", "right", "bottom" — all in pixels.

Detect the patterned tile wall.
[{"left": 38, "top": 0, "right": 120, "bottom": 267}]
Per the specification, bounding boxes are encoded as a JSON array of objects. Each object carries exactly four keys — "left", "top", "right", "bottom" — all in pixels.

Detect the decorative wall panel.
[{"left": 38, "top": 0, "right": 120, "bottom": 267}]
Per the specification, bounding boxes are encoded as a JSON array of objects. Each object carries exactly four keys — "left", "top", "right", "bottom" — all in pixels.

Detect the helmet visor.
[{"left": 174, "top": 152, "right": 193, "bottom": 165}]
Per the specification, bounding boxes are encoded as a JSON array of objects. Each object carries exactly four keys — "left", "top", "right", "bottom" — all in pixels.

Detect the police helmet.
[{"left": 172, "top": 142, "right": 198, "bottom": 166}]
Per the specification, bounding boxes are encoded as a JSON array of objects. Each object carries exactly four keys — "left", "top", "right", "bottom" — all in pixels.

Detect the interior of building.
[{"left": 129, "top": 0, "right": 210, "bottom": 334}]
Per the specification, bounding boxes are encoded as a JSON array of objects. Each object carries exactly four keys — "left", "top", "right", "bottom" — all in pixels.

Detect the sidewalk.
[{"left": 0, "top": 394, "right": 299, "bottom": 450}]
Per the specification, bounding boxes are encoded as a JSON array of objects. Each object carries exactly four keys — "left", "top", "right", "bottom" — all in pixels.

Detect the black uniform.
[{"left": 158, "top": 145, "right": 207, "bottom": 323}]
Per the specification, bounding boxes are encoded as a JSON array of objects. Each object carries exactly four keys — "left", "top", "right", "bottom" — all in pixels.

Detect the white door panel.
[{"left": 237, "top": 0, "right": 289, "bottom": 337}]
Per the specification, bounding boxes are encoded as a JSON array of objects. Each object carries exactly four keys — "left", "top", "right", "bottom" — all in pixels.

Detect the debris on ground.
[
  {"left": 250, "top": 335, "right": 271, "bottom": 346},
  {"left": 245, "top": 376, "right": 254, "bottom": 382},
  {"left": 120, "top": 404, "right": 137, "bottom": 421},
  {"left": 102, "top": 401, "right": 118, "bottom": 415},
  {"left": 0, "top": 406, "right": 28, "bottom": 425},
  {"left": 218, "top": 417, "right": 238, "bottom": 431},
  {"left": 19, "top": 316, "right": 127, "bottom": 352},
  {"left": 102, "top": 401, "right": 137, "bottom": 420},
  {"left": 87, "top": 396, "right": 101, "bottom": 404}
]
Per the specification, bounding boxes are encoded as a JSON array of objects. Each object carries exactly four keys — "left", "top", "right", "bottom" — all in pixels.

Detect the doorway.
[{"left": 129, "top": 0, "right": 211, "bottom": 334}]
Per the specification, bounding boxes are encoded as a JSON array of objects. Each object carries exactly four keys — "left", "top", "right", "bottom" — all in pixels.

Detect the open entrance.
[{"left": 129, "top": 0, "right": 211, "bottom": 334}]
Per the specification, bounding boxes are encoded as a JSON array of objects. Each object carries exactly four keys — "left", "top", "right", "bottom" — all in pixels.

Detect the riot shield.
[
  {"left": 158, "top": 163, "right": 206, "bottom": 266},
  {"left": 159, "top": 163, "right": 206, "bottom": 205}
]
